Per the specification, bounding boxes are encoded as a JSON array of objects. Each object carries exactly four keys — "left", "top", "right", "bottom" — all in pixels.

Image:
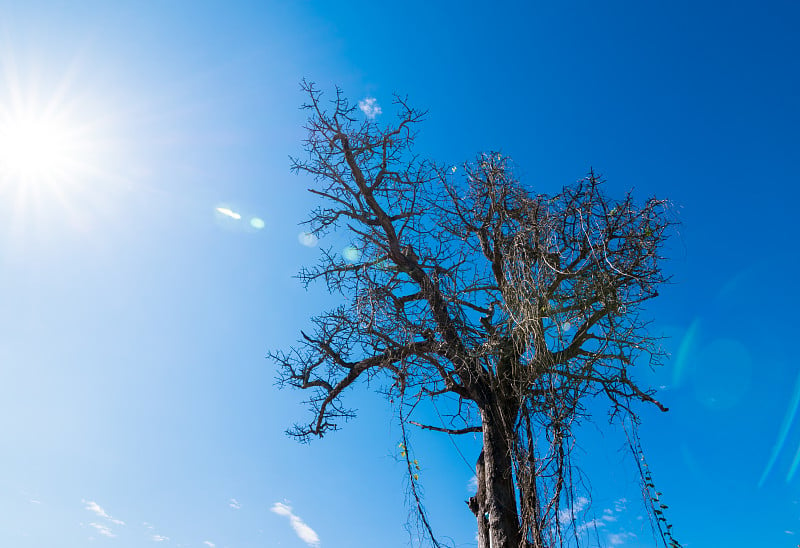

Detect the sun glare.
[
  {"left": 0, "top": 109, "right": 77, "bottom": 184},
  {"left": 0, "top": 46, "right": 112, "bottom": 197},
  {"left": 0, "top": 47, "right": 126, "bottom": 252},
  {"left": 0, "top": 47, "right": 117, "bottom": 245}
]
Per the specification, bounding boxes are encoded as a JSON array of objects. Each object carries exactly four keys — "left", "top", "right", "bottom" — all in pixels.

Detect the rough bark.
[
  {"left": 468, "top": 451, "right": 490, "bottom": 548},
  {"left": 482, "top": 408, "right": 522, "bottom": 548}
]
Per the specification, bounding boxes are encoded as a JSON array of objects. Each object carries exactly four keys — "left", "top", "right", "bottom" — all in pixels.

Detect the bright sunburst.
[
  {"left": 0, "top": 108, "right": 76, "bottom": 183},
  {"left": 0, "top": 49, "right": 113, "bottom": 241}
]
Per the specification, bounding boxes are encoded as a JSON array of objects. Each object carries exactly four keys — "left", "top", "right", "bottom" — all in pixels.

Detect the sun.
[
  {"left": 0, "top": 46, "right": 110, "bottom": 194},
  {"left": 0, "top": 48, "right": 120, "bottom": 247},
  {"left": 0, "top": 109, "right": 76, "bottom": 184},
  {"left": 0, "top": 43, "right": 120, "bottom": 223}
]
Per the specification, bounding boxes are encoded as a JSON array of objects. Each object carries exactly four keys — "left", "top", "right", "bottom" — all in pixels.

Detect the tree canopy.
[{"left": 271, "top": 82, "right": 681, "bottom": 548}]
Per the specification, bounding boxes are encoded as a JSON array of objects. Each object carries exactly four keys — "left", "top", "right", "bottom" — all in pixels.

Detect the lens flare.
[
  {"left": 690, "top": 338, "right": 752, "bottom": 410},
  {"left": 297, "top": 231, "right": 318, "bottom": 247},
  {"left": 342, "top": 245, "right": 361, "bottom": 263},
  {"left": 673, "top": 318, "right": 700, "bottom": 387},
  {"left": 758, "top": 369, "right": 800, "bottom": 486},
  {"left": 215, "top": 207, "right": 241, "bottom": 220}
]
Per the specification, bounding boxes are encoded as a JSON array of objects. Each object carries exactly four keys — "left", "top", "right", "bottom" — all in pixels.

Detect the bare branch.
[
  {"left": 273, "top": 84, "right": 680, "bottom": 548},
  {"left": 408, "top": 421, "right": 482, "bottom": 435}
]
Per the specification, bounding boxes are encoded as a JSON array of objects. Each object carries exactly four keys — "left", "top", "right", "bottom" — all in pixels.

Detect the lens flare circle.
[
  {"left": 690, "top": 338, "right": 752, "bottom": 410},
  {"left": 297, "top": 232, "right": 318, "bottom": 247},
  {"left": 342, "top": 245, "right": 361, "bottom": 263}
]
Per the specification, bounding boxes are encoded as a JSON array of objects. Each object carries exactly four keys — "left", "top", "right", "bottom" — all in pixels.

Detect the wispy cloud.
[
  {"left": 203, "top": 542, "right": 216, "bottom": 547},
  {"left": 358, "top": 97, "right": 382, "bottom": 119},
  {"left": 81, "top": 499, "right": 125, "bottom": 538},
  {"left": 151, "top": 534, "right": 169, "bottom": 542},
  {"left": 567, "top": 496, "right": 633, "bottom": 545},
  {"left": 90, "top": 522, "right": 116, "bottom": 538},
  {"left": 608, "top": 531, "right": 636, "bottom": 545},
  {"left": 598, "top": 498, "right": 634, "bottom": 546},
  {"left": 229, "top": 498, "right": 241, "bottom": 510},
  {"left": 558, "top": 495, "right": 590, "bottom": 524},
  {"left": 601, "top": 508, "right": 618, "bottom": 522},
  {"left": 577, "top": 518, "right": 607, "bottom": 533},
  {"left": 467, "top": 475, "right": 478, "bottom": 492},
  {"left": 84, "top": 500, "right": 125, "bottom": 525},
  {"left": 271, "top": 502, "right": 320, "bottom": 547}
]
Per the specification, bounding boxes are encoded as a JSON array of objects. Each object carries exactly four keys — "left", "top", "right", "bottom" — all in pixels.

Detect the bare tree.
[{"left": 271, "top": 81, "right": 681, "bottom": 548}]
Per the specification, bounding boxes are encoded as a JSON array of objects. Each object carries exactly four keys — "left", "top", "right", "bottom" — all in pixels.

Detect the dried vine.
[{"left": 272, "top": 82, "right": 680, "bottom": 548}]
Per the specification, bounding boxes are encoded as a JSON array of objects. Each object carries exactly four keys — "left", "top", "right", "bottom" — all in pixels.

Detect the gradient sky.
[{"left": 1, "top": 1, "right": 799, "bottom": 547}]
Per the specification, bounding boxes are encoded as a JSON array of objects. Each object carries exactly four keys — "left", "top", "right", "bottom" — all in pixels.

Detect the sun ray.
[{"left": 0, "top": 46, "right": 116, "bottom": 247}]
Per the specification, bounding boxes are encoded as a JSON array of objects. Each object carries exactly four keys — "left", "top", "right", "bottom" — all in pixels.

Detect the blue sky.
[{"left": 0, "top": 1, "right": 798, "bottom": 546}]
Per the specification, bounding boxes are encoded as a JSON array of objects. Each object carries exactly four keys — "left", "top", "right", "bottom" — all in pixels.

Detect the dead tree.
[{"left": 271, "top": 81, "right": 681, "bottom": 548}]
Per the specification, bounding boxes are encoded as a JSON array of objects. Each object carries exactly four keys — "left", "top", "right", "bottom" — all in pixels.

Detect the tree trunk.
[
  {"left": 480, "top": 408, "right": 522, "bottom": 548},
  {"left": 467, "top": 450, "right": 490, "bottom": 548}
]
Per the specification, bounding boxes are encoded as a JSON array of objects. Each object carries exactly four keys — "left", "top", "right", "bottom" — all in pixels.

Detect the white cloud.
[
  {"left": 271, "top": 502, "right": 320, "bottom": 547},
  {"left": 467, "top": 475, "right": 478, "bottom": 492},
  {"left": 84, "top": 500, "right": 125, "bottom": 525},
  {"left": 141, "top": 520, "right": 169, "bottom": 542},
  {"left": 229, "top": 498, "right": 241, "bottom": 510},
  {"left": 577, "top": 518, "right": 607, "bottom": 533},
  {"left": 569, "top": 497, "right": 631, "bottom": 539},
  {"left": 203, "top": 542, "right": 216, "bottom": 547},
  {"left": 90, "top": 522, "right": 116, "bottom": 538},
  {"left": 358, "top": 97, "right": 382, "bottom": 119},
  {"left": 601, "top": 508, "right": 618, "bottom": 522},
  {"left": 608, "top": 531, "right": 636, "bottom": 545},
  {"left": 560, "top": 494, "right": 639, "bottom": 548},
  {"left": 559, "top": 496, "right": 590, "bottom": 524},
  {"left": 785, "top": 530, "right": 795, "bottom": 535}
]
